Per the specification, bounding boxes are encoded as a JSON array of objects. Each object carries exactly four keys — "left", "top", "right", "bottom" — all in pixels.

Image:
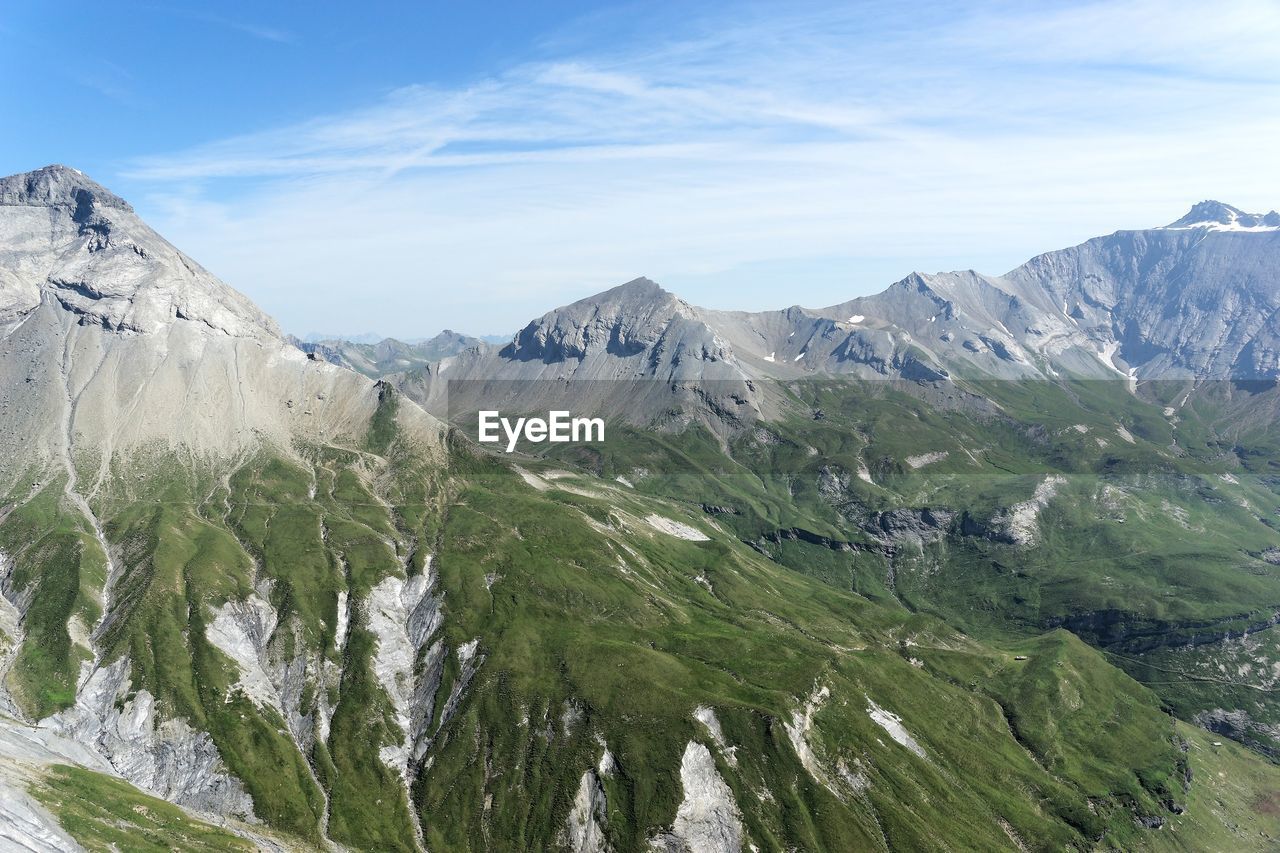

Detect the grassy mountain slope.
[
  {"left": 531, "top": 377, "right": 1280, "bottom": 765},
  {"left": 6, "top": 388, "right": 1279, "bottom": 848},
  {"left": 30, "top": 764, "right": 259, "bottom": 852}
]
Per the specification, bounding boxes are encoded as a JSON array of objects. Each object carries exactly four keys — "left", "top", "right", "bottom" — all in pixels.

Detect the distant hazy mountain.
[
  {"left": 302, "top": 331, "right": 385, "bottom": 345},
  {"left": 290, "top": 330, "right": 492, "bottom": 377}
]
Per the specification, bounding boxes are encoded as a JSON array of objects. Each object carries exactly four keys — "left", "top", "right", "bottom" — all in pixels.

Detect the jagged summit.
[
  {"left": 1163, "top": 200, "right": 1280, "bottom": 231},
  {"left": 407, "top": 198, "right": 1280, "bottom": 401},
  {"left": 0, "top": 164, "right": 132, "bottom": 213},
  {"left": 502, "top": 275, "right": 700, "bottom": 364},
  {"left": 0, "top": 164, "right": 434, "bottom": 470},
  {"left": 0, "top": 164, "right": 278, "bottom": 339}
]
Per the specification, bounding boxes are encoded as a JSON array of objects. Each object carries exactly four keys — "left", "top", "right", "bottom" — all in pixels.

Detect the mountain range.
[
  {"left": 2, "top": 165, "right": 1279, "bottom": 851},
  {"left": 290, "top": 332, "right": 495, "bottom": 379}
]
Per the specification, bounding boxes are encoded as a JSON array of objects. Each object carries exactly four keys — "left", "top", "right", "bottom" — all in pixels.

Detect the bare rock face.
[
  {"left": 649, "top": 741, "right": 744, "bottom": 853},
  {"left": 501, "top": 278, "right": 736, "bottom": 382},
  {"left": 563, "top": 768, "right": 611, "bottom": 853},
  {"left": 0, "top": 165, "right": 443, "bottom": 489},
  {"left": 43, "top": 657, "right": 255, "bottom": 818},
  {"left": 0, "top": 713, "right": 117, "bottom": 852},
  {"left": 291, "top": 330, "right": 492, "bottom": 377},
  {"left": 0, "top": 165, "right": 277, "bottom": 339},
  {"left": 1008, "top": 224, "right": 1280, "bottom": 379},
  {"left": 410, "top": 278, "right": 762, "bottom": 431},
  {"left": 365, "top": 565, "right": 445, "bottom": 780}
]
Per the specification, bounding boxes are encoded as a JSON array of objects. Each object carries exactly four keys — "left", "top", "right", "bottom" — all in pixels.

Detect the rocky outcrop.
[
  {"left": 203, "top": 592, "right": 338, "bottom": 763},
  {"left": 861, "top": 508, "right": 954, "bottom": 550},
  {"left": 758, "top": 527, "right": 864, "bottom": 554},
  {"left": 563, "top": 768, "right": 611, "bottom": 853},
  {"left": 432, "top": 639, "right": 483, "bottom": 747},
  {"left": 649, "top": 741, "right": 744, "bottom": 853},
  {"left": 0, "top": 550, "right": 25, "bottom": 719},
  {"left": 43, "top": 657, "right": 254, "bottom": 818},
  {"left": 366, "top": 565, "right": 443, "bottom": 779},
  {"left": 1193, "top": 708, "right": 1280, "bottom": 760},
  {"left": 693, "top": 706, "right": 735, "bottom": 767},
  {"left": 784, "top": 684, "right": 840, "bottom": 797},
  {"left": 0, "top": 713, "right": 117, "bottom": 852},
  {"left": 205, "top": 594, "right": 282, "bottom": 713},
  {"left": 866, "top": 697, "right": 926, "bottom": 759},
  {"left": 991, "top": 475, "right": 1066, "bottom": 547}
]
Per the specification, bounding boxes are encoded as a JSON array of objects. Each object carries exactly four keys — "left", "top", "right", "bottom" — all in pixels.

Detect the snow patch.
[
  {"left": 1095, "top": 341, "right": 1134, "bottom": 387},
  {"left": 762, "top": 352, "right": 776, "bottom": 363},
  {"left": 847, "top": 315, "right": 865, "bottom": 323}
]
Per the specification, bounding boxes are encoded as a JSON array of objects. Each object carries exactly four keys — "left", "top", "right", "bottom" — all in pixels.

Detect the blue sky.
[{"left": 3, "top": 1, "right": 1279, "bottom": 338}]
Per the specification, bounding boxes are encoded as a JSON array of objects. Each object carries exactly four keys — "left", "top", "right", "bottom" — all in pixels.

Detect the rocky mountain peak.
[
  {"left": 0, "top": 164, "right": 133, "bottom": 215},
  {"left": 1163, "top": 200, "right": 1280, "bottom": 231},
  {"left": 580, "top": 276, "right": 675, "bottom": 308},
  {"left": 0, "top": 165, "right": 279, "bottom": 340},
  {"left": 499, "top": 276, "right": 700, "bottom": 363}
]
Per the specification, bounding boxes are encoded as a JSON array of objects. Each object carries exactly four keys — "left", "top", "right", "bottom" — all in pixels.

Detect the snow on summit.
[{"left": 1161, "top": 200, "right": 1280, "bottom": 232}]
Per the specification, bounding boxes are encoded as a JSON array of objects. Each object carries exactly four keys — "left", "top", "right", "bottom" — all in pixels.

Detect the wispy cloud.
[
  {"left": 160, "top": 7, "right": 296, "bottom": 44},
  {"left": 125, "top": 0, "right": 1280, "bottom": 337}
]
